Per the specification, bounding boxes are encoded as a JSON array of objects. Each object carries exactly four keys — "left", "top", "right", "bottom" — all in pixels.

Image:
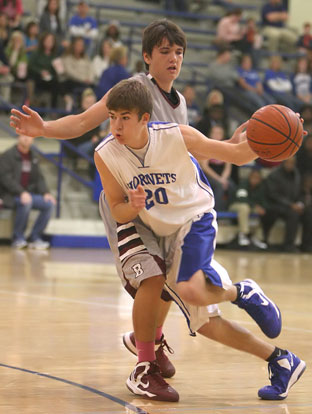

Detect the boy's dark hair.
[
  {"left": 106, "top": 79, "right": 153, "bottom": 119},
  {"left": 142, "top": 19, "right": 186, "bottom": 70}
]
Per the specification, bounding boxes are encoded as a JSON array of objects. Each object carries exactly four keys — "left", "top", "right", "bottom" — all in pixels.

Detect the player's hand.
[
  {"left": 296, "top": 112, "right": 308, "bottom": 136},
  {"left": 227, "top": 121, "right": 249, "bottom": 144},
  {"left": 128, "top": 185, "right": 146, "bottom": 211},
  {"left": 44, "top": 193, "right": 56, "bottom": 205},
  {"left": 10, "top": 105, "right": 45, "bottom": 137}
]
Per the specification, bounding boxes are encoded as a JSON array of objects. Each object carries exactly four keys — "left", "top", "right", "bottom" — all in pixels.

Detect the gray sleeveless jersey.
[{"left": 133, "top": 72, "right": 188, "bottom": 125}]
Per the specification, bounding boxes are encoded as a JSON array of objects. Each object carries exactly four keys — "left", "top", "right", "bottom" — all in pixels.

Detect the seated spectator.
[
  {"left": 182, "top": 84, "right": 200, "bottom": 126},
  {"left": 64, "top": 88, "right": 102, "bottom": 176},
  {"left": 104, "top": 20, "right": 122, "bottom": 48},
  {"left": 296, "top": 22, "right": 312, "bottom": 53},
  {"left": 238, "top": 54, "right": 275, "bottom": 109},
  {"left": 196, "top": 89, "right": 229, "bottom": 136},
  {"left": 292, "top": 56, "right": 312, "bottom": 105},
  {"left": 264, "top": 55, "right": 303, "bottom": 112},
  {"left": 216, "top": 8, "right": 251, "bottom": 54},
  {"left": 0, "top": 0, "right": 23, "bottom": 30},
  {"left": 92, "top": 38, "right": 111, "bottom": 83},
  {"left": 37, "top": 0, "right": 66, "bottom": 23},
  {"left": 5, "top": 30, "right": 27, "bottom": 81},
  {"left": 0, "top": 40, "right": 13, "bottom": 103},
  {"left": 24, "top": 20, "right": 39, "bottom": 58},
  {"left": 0, "top": 11, "right": 10, "bottom": 48},
  {"left": 297, "top": 134, "right": 312, "bottom": 179},
  {"left": 27, "top": 32, "right": 59, "bottom": 107},
  {"left": 68, "top": 0, "right": 98, "bottom": 57},
  {"left": 0, "top": 134, "right": 56, "bottom": 249},
  {"left": 229, "top": 169, "right": 268, "bottom": 248},
  {"left": 132, "top": 58, "right": 144, "bottom": 76},
  {"left": 39, "top": 0, "right": 69, "bottom": 53},
  {"left": 96, "top": 45, "right": 130, "bottom": 100},
  {"left": 262, "top": 156, "right": 312, "bottom": 252},
  {"left": 61, "top": 36, "right": 95, "bottom": 110},
  {"left": 261, "top": 0, "right": 297, "bottom": 52},
  {"left": 207, "top": 47, "right": 261, "bottom": 116},
  {"left": 199, "top": 124, "right": 236, "bottom": 211}
]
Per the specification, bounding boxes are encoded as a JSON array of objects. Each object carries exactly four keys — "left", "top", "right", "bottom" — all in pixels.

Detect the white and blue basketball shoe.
[
  {"left": 258, "top": 351, "right": 306, "bottom": 400},
  {"left": 232, "top": 279, "right": 282, "bottom": 338}
]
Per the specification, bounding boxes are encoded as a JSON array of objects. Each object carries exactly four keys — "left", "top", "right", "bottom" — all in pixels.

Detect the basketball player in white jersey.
[
  {"left": 94, "top": 79, "right": 305, "bottom": 402},
  {"left": 10, "top": 25, "right": 305, "bottom": 403}
]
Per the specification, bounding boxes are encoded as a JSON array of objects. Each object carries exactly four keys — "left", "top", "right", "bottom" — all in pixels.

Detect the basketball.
[{"left": 246, "top": 104, "right": 303, "bottom": 162}]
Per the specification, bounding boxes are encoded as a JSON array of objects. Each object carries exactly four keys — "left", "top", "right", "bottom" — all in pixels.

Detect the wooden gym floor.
[{"left": 0, "top": 246, "right": 311, "bottom": 414}]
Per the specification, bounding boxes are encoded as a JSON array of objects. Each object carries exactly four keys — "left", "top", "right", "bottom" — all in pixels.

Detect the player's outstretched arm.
[
  {"left": 94, "top": 152, "right": 145, "bottom": 223},
  {"left": 10, "top": 93, "right": 109, "bottom": 139},
  {"left": 180, "top": 123, "right": 258, "bottom": 166}
]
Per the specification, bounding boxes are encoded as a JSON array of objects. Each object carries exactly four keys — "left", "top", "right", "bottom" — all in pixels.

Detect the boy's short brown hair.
[
  {"left": 106, "top": 79, "right": 153, "bottom": 119},
  {"left": 142, "top": 19, "right": 186, "bottom": 69}
]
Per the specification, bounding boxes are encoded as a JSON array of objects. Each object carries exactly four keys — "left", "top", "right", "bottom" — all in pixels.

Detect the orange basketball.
[{"left": 246, "top": 104, "right": 303, "bottom": 162}]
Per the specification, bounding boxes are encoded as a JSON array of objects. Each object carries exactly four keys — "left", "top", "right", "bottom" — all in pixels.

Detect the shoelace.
[
  {"left": 148, "top": 362, "right": 170, "bottom": 386},
  {"left": 157, "top": 338, "right": 174, "bottom": 355}
]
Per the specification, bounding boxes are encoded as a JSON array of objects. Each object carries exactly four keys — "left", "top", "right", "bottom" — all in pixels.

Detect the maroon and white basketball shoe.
[
  {"left": 126, "top": 361, "right": 179, "bottom": 402},
  {"left": 123, "top": 331, "right": 176, "bottom": 378}
]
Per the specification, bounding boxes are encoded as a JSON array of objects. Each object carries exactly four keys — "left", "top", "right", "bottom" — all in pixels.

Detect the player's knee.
[{"left": 177, "top": 282, "right": 199, "bottom": 305}]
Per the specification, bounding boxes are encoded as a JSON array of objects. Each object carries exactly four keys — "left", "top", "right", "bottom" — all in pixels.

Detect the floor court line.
[{"left": 0, "top": 363, "right": 150, "bottom": 414}]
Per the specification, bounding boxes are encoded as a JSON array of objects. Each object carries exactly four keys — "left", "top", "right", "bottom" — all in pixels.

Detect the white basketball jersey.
[
  {"left": 133, "top": 73, "right": 188, "bottom": 124},
  {"left": 96, "top": 122, "right": 214, "bottom": 236}
]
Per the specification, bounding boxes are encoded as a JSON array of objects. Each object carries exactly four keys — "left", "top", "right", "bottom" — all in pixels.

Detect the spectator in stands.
[
  {"left": 61, "top": 36, "right": 95, "bottom": 111},
  {"left": 92, "top": 38, "right": 111, "bottom": 83},
  {"left": 216, "top": 8, "right": 251, "bottom": 54},
  {"left": 297, "top": 134, "right": 312, "bottom": 180},
  {"left": 68, "top": 0, "right": 98, "bottom": 57},
  {"left": 229, "top": 169, "right": 268, "bottom": 249},
  {"left": 96, "top": 45, "right": 130, "bottom": 100},
  {"left": 39, "top": 0, "right": 69, "bottom": 53},
  {"left": 261, "top": 0, "right": 297, "bottom": 52},
  {"left": 24, "top": 20, "right": 39, "bottom": 58},
  {"left": 237, "top": 54, "right": 275, "bottom": 109},
  {"left": 27, "top": 32, "right": 59, "bottom": 108},
  {"left": 64, "top": 88, "right": 102, "bottom": 177},
  {"left": 0, "top": 0, "right": 23, "bottom": 30},
  {"left": 196, "top": 89, "right": 229, "bottom": 137},
  {"left": 292, "top": 56, "right": 312, "bottom": 105},
  {"left": 0, "top": 39, "right": 13, "bottom": 103},
  {"left": 132, "top": 58, "right": 144, "bottom": 76},
  {"left": 206, "top": 47, "right": 261, "bottom": 117},
  {"left": 37, "top": 0, "right": 66, "bottom": 23},
  {"left": 264, "top": 55, "right": 303, "bottom": 113},
  {"left": 0, "top": 12, "right": 10, "bottom": 48},
  {"left": 0, "top": 134, "right": 55, "bottom": 249},
  {"left": 104, "top": 20, "right": 122, "bottom": 48},
  {"left": 5, "top": 30, "right": 27, "bottom": 81},
  {"left": 296, "top": 22, "right": 312, "bottom": 53},
  {"left": 182, "top": 84, "right": 200, "bottom": 127},
  {"left": 262, "top": 156, "right": 312, "bottom": 252},
  {"left": 199, "top": 124, "right": 236, "bottom": 211}
]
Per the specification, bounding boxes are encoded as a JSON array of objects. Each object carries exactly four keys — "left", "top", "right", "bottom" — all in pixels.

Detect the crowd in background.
[{"left": 0, "top": 0, "right": 312, "bottom": 252}]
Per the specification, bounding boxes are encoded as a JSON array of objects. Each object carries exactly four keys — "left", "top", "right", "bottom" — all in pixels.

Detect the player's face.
[
  {"left": 143, "top": 38, "right": 184, "bottom": 91},
  {"left": 108, "top": 109, "right": 149, "bottom": 148}
]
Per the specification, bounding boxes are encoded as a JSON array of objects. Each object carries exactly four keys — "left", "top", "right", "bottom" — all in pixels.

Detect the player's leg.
[
  {"left": 197, "top": 316, "right": 306, "bottom": 400},
  {"left": 175, "top": 211, "right": 282, "bottom": 338},
  {"left": 99, "top": 193, "right": 178, "bottom": 401}
]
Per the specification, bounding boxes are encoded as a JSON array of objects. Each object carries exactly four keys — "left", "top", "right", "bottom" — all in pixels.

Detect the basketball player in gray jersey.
[{"left": 10, "top": 19, "right": 192, "bottom": 379}]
